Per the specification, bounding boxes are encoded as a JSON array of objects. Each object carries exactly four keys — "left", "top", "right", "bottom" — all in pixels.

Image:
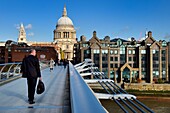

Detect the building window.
[
  {"left": 120, "top": 54, "right": 125, "bottom": 64},
  {"left": 102, "top": 43, "right": 109, "bottom": 47},
  {"left": 128, "top": 50, "right": 132, "bottom": 54},
  {"left": 84, "top": 50, "right": 90, "bottom": 54},
  {"left": 162, "top": 50, "right": 166, "bottom": 57},
  {"left": 115, "top": 57, "right": 118, "bottom": 61},
  {"left": 102, "top": 43, "right": 105, "bottom": 47},
  {"left": 110, "top": 50, "right": 113, "bottom": 54},
  {"left": 128, "top": 57, "right": 132, "bottom": 61},
  {"left": 94, "top": 54, "right": 100, "bottom": 67},
  {"left": 153, "top": 71, "right": 159, "bottom": 77},
  {"left": 133, "top": 63, "right": 137, "bottom": 68},
  {"left": 110, "top": 64, "right": 113, "bottom": 68},
  {"left": 110, "top": 44, "right": 114, "bottom": 47},
  {"left": 152, "top": 50, "right": 156, "bottom": 54},
  {"left": 63, "top": 32, "right": 69, "bottom": 38},
  {"left": 133, "top": 56, "right": 136, "bottom": 61},
  {"left": 162, "top": 41, "right": 167, "bottom": 47},
  {"left": 94, "top": 49, "right": 99, "bottom": 54},
  {"left": 82, "top": 44, "right": 88, "bottom": 47},
  {"left": 162, "top": 63, "right": 166, "bottom": 68},
  {"left": 114, "top": 50, "right": 118, "bottom": 54},
  {"left": 117, "top": 40, "right": 122, "bottom": 46},
  {"left": 102, "top": 50, "right": 108, "bottom": 54},
  {"left": 57, "top": 32, "right": 61, "bottom": 38},
  {"left": 141, "top": 50, "right": 146, "bottom": 54},
  {"left": 102, "top": 63, "right": 108, "bottom": 68},
  {"left": 142, "top": 71, "right": 146, "bottom": 78},
  {"left": 153, "top": 57, "right": 158, "bottom": 60},
  {"left": 102, "top": 56, "right": 107, "bottom": 61},
  {"left": 141, "top": 56, "right": 146, "bottom": 61},
  {"left": 110, "top": 57, "right": 113, "bottom": 61},
  {"left": 162, "top": 57, "right": 166, "bottom": 61},
  {"left": 120, "top": 46, "right": 125, "bottom": 54}
]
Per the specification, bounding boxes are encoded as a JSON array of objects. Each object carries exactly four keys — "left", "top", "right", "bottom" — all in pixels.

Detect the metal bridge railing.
[
  {"left": 0, "top": 61, "right": 49, "bottom": 83},
  {"left": 69, "top": 61, "right": 108, "bottom": 113},
  {"left": 0, "top": 62, "right": 22, "bottom": 82}
]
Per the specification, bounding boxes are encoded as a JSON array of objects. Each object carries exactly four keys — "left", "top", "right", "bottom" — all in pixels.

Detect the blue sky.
[{"left": 0, "top": 0, "right": 170, "bottom": 42}]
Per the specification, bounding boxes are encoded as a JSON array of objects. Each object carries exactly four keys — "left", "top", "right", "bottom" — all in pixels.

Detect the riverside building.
[{"left": 74, "top": 31, "right": 169, "bottom": 83}]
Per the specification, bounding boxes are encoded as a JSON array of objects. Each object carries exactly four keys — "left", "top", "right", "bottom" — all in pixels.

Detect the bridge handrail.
[
  {"left": 69, "top": 62, "right": 107, "bottom": 113},
  {"left": 0, "top": 61, "right": 48, "bottom": 82},
  {"left": 0, "top": 62, "right": 22, "bottom": 81},
  {"left": 0, "top": 62, "right": 21, "bottom": 66}
]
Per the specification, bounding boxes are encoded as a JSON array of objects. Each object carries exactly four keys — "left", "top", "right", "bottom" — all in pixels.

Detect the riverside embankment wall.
[
  {"left": 124, "top": 83, "right": 170, "bottom": 91},
  {"left": 88, "top": 83, "right": 170, "bottom": 91}
]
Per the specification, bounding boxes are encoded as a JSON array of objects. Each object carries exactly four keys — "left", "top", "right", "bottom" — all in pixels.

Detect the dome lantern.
[
  {"left": 62, "top": 5, "right": 67, "bottom": 17},
  {"left": 57, "top": 5, "right": 74, "bottom": 26}
]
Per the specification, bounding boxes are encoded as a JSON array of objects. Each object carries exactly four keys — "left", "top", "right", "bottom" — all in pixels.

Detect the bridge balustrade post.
[
  {"left": 13, "top": 63, "right": 21, "bottom": 76},
  {"left": 0, "top": 64, "right": 7, "bottom": 80},
  {"left": 7, "top": 64, "right": 15, "bottom": 79}
]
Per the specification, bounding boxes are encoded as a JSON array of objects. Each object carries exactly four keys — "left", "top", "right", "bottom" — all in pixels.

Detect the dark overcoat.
[{"left": 21, "top": 55, "right": 41, "bottom": 78}]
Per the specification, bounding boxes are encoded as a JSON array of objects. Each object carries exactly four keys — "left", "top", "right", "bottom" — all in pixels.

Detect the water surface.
[{"left": 100, "top": 97, "right": 170, "bottom": 113}]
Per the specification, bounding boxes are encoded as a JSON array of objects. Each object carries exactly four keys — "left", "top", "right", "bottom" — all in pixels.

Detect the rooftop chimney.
[
  {"left": 93, "top": 31, "right": 97, "bottom": 37},
  {"left": 148, "top": 31, "right": 152, "bottom": 37}
]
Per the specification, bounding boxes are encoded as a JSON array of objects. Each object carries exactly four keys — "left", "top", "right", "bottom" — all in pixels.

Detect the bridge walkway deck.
[{"left": 0, "top": 65, "right": 70, "bottom": 113}]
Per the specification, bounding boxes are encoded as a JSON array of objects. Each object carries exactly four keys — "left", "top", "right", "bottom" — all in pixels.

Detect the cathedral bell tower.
[{"left": 18, "top": 23, "right": 27, "bottom": 43}]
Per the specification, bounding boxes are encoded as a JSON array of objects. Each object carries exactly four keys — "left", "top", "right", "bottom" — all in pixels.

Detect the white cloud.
[
  {"left": 28, "top": 32, "right": 34, "bottom": 36},
  {"left": 75, "top": 26, "right": 80, "bottom": 30},
  {"left": 15, "top": 24, "right": 20, "bottom": 30},
  {"left": 14, "top": 23, "right": 32, "bottom": 30},
  {"left": 25, "top": 24, "right": 32, "bottom": 29}
]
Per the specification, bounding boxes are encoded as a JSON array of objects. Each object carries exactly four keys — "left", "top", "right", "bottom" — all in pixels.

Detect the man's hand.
[{"left": 39, "top": 77, "right": 42, "bottom": 81}]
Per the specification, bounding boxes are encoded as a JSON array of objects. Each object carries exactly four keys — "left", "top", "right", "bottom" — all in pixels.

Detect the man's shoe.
[{"left": 29, "top": 101, "right": 35, "bottom": 104}]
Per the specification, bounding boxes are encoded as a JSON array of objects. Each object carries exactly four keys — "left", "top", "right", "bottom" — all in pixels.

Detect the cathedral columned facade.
[{"left": 53, "top": 5, "right": 77, "bottom": 61}]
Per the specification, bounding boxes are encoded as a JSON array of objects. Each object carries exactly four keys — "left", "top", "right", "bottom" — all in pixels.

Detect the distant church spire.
[
  {"left": 18, "top": 23, "right": 27, "bottom": 43},
  {"left": 21, "top": 23, "right": 24, "bottom": 28},
  {"left": 62, "top": 5, "right": 67, "bottom": 17}
]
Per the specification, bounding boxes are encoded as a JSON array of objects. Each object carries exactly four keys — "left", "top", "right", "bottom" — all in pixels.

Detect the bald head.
[{"left": 30, "top": 49, "right": 36, "bottom": 56}]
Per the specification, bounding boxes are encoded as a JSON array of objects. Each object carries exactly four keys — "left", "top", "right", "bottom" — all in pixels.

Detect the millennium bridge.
[{"left": 0, "top": 59, "right": 154, "bottom": 113}]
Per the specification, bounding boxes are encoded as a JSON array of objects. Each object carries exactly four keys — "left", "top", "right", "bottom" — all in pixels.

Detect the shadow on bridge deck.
[{"left": 0, "top": 65, "right": 70, "bottom": 113}]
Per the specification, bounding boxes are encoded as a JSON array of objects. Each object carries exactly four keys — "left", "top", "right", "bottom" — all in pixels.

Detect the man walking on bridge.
[{"left": 21, "top": 49, "right": 42, "bottom": 104}]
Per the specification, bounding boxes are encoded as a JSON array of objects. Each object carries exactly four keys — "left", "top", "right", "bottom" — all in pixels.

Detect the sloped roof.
[{"left": 110, "top": 38, "right": 129, "bottom": 42}]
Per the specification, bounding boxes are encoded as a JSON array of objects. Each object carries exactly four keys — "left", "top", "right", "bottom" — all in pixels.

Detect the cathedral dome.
[
  {"left": 56, "top": 5, "right": 74, "bottom": 26},
  {"left": 57, "top": 16, "right": 73, "bottom": 26}
]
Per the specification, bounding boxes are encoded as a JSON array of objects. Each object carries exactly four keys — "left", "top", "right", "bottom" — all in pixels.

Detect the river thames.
[{"left": 100, "top": 96, "right": 170, "bottom": 113}]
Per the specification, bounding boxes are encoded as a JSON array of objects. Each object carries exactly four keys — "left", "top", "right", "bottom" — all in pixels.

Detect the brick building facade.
[
  {"left": 74, "top": 31, "right": 169, "bottom": 83},
  {"left": 1, "top": 40, "right": 57, "bottom": 63}
]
